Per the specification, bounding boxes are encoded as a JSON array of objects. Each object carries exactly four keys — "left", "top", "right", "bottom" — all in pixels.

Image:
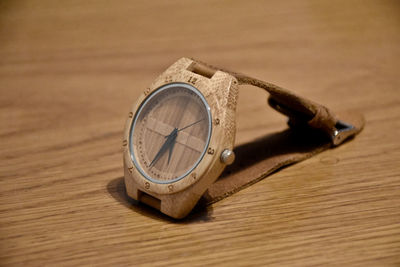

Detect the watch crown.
[{"left": 220, "top": 149, "right": 235, "bottom": 165}]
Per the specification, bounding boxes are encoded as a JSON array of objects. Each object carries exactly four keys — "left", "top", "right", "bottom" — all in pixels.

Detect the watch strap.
[
  {"left": 201, "top": 111, "right": 364, "bottom": 204},
  {"left": 188, "top": 59, "right": 364, "bottom": 205},
  {"left": 189, "top": 59, "right": 360, "bottom": 146}
]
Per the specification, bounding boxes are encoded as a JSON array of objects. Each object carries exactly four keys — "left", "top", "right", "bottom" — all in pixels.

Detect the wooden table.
[{"left": 1, "top": 1, "right": 399, "bottom": 265}]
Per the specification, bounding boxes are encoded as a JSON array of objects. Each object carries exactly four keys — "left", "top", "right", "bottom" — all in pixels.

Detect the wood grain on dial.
[{"left": 130, "top": 84, "right": 211, "bottom": 183}]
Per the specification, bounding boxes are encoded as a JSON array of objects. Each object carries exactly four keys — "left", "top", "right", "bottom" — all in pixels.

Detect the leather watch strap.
[
  {"left": 189, "top": 59, "right": 364, "bottom": 205},
  {"left": 190, "top": 59, "right": 360, "bottom": 146}
]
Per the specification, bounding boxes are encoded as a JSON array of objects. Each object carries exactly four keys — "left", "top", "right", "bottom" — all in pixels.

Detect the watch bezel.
[{"left": 128, "top": 82, "right": 213, "bottom": 185}]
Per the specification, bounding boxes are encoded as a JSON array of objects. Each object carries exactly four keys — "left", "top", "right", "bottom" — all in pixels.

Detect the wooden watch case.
[{"left": 123, "top": 58, "right": 239, "bottom": 218}]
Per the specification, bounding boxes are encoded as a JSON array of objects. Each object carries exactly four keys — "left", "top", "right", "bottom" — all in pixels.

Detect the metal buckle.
[{"left": 331, "top": 120, "right": 356, "bottom": 146}]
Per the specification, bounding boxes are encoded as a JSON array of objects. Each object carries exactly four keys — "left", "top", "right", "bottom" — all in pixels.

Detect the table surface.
[{"left": 1, "top": 1, "right": 400, "bottom": 266}]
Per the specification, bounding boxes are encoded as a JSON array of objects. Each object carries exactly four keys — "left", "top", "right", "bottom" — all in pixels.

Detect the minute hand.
[{"left": 177, "top": 118, "right": 205, "bottom": 132}]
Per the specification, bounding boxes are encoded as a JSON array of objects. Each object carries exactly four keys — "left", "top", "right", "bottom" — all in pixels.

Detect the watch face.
[{"left": 130, "top": 83, "right": 212, "bottom": 184}]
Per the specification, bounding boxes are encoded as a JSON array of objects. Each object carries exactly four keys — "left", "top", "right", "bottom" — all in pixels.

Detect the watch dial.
[{"left": 130, "top": 83, "right": 212, "bottom": 184}]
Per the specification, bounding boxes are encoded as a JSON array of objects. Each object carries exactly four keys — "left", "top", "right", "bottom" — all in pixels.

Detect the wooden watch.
[{"left": 122, "top": 57, "right": 364, "bottom": 219}]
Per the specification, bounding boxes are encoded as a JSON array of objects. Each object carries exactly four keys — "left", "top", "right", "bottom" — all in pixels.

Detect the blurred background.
[{"left": 1, "top": 0, "right": 399, "bottom": 145}]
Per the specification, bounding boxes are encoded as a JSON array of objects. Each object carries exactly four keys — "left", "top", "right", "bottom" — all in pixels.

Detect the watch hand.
[
  {"left": 151, "top": 118, "right": 204, "bottom": 167},
  {"left": 177, "top": 118, "right": 205, "bottom": 132},
  {"left": 167, "top": 134, "right": 177, "bottom": 165},
  {"left": 150, "top": 128, "right": 178, "bottom": 168},
  {"left": 164, "top": 118, "right": 204, "bottom": 164}
]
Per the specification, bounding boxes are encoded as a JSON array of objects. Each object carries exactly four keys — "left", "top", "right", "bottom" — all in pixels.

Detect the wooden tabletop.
[{"left": 1, "top": 1, "right": 399, "bottom": 266}]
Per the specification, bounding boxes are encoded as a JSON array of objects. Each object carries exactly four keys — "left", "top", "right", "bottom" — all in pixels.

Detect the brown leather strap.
[
  {"left": 189, "top": 59, "right": 360, "bottom": 146},
  {"left": 188, "top": 59, "right": 364, "bottom": 205},
  {"left": 201, "top": 111, "right": 364, "bottom": 205}
]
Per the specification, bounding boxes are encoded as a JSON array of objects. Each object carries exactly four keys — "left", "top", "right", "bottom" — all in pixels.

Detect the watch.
[{"left": 122, "top": 57, "right": 364, "bottom": 219}]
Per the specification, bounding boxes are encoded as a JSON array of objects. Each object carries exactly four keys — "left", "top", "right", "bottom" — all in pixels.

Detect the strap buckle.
[
  {"left": 268, "top": 96, "right": 357, "bottom": 146},
  {"left": 331, "top": 120, "right": 356, "bottom": 146}
]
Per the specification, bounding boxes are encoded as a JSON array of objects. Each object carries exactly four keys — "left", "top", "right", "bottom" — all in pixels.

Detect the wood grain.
[
  {"left": 132, "top": 85, "right": 209, "bottom": 180},
  {"left": 1, "top": 0, "right": 400, "bottom": 266}
]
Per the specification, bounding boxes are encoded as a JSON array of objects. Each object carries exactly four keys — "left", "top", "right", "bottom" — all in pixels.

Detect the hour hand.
[
  {"left": 167, "top": 135, "right": 177, "bottom": 165},
  {"left": 149, "top": 128, "right": 177, "bottom": 168}
]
